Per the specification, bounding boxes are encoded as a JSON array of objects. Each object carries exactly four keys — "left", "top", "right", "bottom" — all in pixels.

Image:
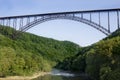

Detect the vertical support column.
[
  {"left": 117, "top": 10, "right": 120, "bottom": 29},
  {"left": 73, "top": 13, "right": 75, "bottom": 17},
  {"left": 2, "top": 19, "right": 5, "bottom": 26},
  {"left": 27, "top": 17, "right": 30, "bottom": 24},
  {"left": 0, "top": 20, "right": 2, "bottom": 25},
  {"left": 42, "top": 16, "right": 45, "bottom": 20},
  {"left": 13, "top": 18, "right": 17, "bottom": 30},
  {"left": 64, "top": 14, "right": 66, "bottom": 17},
  {"left": 19, "top": 18, "right": 23, "bottom": 31},
  {"left": 12, "top": 18, "right": 18, "bottom": 39},
  {"left": 6, "top": 18, "right": 11, "bottom": 27},
  {"left": 99, "top": 12, "right": 101, "bottom": 26},
  {"left": 34, "top": 16, "right": 37, "bottom": 21},
  {"left": 1, "top": 19, "right": 5, "bottom": 26},
  {"left": 72, "top": 14, "right": 75, "bottom": 20},
  {"left": 90, "top": 13, "right": 92, "bottom": 22},
  {"left": 81, "top": 13, "right": 83, "bottom": 19},
  {"left": 8, "top": 19, "right": 11, "bottom": 27},
  {"left": 0, "top": 19, "right": 3, "bottom": 25},
  {"left": 6, "top": 19, "right": 10, "bottom": 26},
  {"left": 108, "top": 11, "right": 110, "bottom": 33},
  {"left": 6, "top": 19, "right": 8, "bottom": 26}
]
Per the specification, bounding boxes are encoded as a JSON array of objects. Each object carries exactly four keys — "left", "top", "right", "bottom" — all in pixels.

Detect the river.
[{"left": 33, "top": 69, "right": 91, "bottom": 80}]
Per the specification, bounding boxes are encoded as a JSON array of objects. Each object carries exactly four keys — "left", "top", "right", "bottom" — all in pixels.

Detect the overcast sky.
[{"left": 0, "top": 0, "right": 120, "bottom": 46}]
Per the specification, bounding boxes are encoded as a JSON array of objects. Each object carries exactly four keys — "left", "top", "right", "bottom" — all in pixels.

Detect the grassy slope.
[{"left": 0, "top": 25, "right": 80, "bottom": 77}]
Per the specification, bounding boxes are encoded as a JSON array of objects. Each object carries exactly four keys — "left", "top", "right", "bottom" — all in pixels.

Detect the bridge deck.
[{"left": 0, "top": 8, "right": 120, "bottom": 19}]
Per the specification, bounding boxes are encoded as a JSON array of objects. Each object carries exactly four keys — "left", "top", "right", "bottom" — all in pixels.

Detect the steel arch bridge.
[{"left": 0, "top": 8, "right": 120, "bottom": 36}]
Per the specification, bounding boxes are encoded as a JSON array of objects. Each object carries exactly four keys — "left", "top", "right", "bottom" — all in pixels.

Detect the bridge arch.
[{"left": 20, "top": 15, "right": 110, "bottom": 35}]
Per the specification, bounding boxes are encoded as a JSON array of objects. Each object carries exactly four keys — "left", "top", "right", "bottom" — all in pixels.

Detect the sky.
[{"left": 0, "top": 0, "right": 120, "bottom": 46}]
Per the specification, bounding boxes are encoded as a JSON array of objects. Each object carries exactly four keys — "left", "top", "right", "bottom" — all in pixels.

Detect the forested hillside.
[
  {"left": 0, "top": 25, "right": 80, "bottom": 77},
  {"left": 1, "top": 25, "right": 120, "bottom": 80},
  {"left": 57, "top": 29, "right": 120, "bottom": 80}
]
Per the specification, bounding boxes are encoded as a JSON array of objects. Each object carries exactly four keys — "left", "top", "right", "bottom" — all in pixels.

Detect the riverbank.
[{"left": 0, "top": 72, "right": 50, "bottom": 80}]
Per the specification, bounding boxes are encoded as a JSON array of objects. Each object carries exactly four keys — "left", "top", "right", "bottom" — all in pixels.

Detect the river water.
[{"left": 33, "top": 69, "right": 91, "bottom": 80}]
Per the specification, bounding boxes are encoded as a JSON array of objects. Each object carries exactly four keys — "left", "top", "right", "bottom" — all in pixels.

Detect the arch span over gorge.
[
  {"left": 0, "top": 8, "right": 120, "bottom": 36},
  {"left": 20, "top": 15, "right": 110, "bottom": 35}
]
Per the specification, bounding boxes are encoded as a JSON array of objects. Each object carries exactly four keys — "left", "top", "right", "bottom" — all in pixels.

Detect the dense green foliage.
[
  {"left": 56, "top": 49, "right": 86, "bottom": 72},
  {"left": 0, "top": 25, "right": 80, "bottom": 77},
  {"left": 1, "top": 25, "right": 120, "bottom": 80},
  {"left": 86, "top": 36, "right": 120, "bottom": 80},
  {"left": 57, "top": 29, "right": 120, "bottom": 80}
]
